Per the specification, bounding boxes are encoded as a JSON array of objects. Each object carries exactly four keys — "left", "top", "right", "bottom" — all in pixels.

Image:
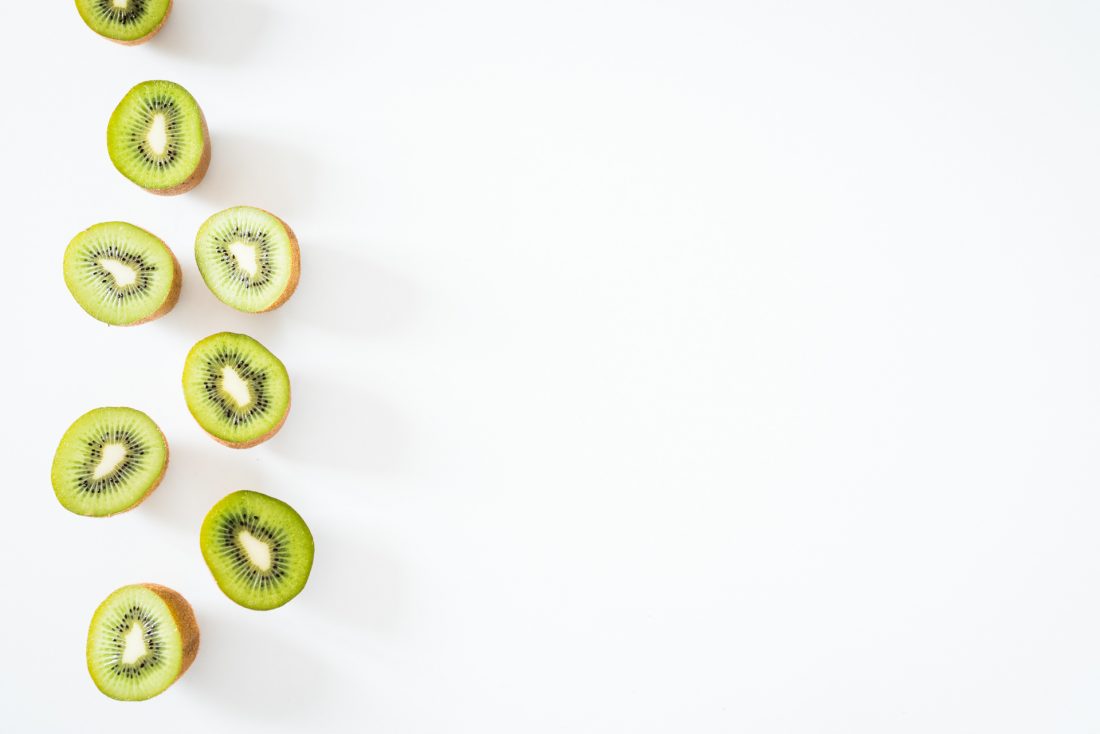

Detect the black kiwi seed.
[
  {"left": 199, "top": 348, "right": 272, "bottom": 427},
  {"left": 217, "top": 510, "right": 290, "bottom": 590},
  {"left": 79, "top": 242, "right": 157, "bottom": 304},
  {"left": 126, "top": 96, "right": 182, "bottom": 167},
  {"left": 105, "top": 605, "right": 163, "bottom": 679},
  {"left": 74, "top": 427, "right": 148, "bottom": 496},
  {"left": 92, "top": 0, "right": 151, "bottom": 26},
  {"left": 213, "top": 227, "right": 276, "bottom": 290}
]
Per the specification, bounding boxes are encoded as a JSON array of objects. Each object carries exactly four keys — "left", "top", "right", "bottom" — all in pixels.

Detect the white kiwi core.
[
  {"left": 93, "top": 443, "right": 127, "bottom": 480},
  {"left": 221, "top": 366, "right": 252, "bottom": 408},
  {"left": 147, "top": 113, "right": 168, "bottom": 157},
  {"left": 238, "top": 529, "right": 273, "bottom": 571},
  {"left": 229, "top": 241, "right": 259, "bottom": 278},
  {"left": 120, "top": 621, "right": 147, "bottom": 665},
  {"left": 99, "top": 258, "right": 138, "bottom": 287}
]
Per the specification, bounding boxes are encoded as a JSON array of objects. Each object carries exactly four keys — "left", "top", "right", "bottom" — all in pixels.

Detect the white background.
[{"left": 2, "top": 1, "right": 1099, "bottom": 731}]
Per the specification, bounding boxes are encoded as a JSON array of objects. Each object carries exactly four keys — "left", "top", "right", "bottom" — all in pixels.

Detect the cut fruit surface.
[
  {"left": 200, "top": 490, "right": 314, "bottom": 610},
  {"left": 76, "top": 0, "right": 173, "bottom": 44},
  {"left": 64, "top": 221, "right": 181, "bottom": 326},
  {"left": 51, "top": 407, "right": 169, "bottom": 517},
  {"left": 107, "top": 80, "right": 210, "bottom": 194},
  {"left": 195, "top": 206, "right": 301, "bottom": 313},
  {"left": 87, "top": 584, "right": 199, "bottom": 701},
  {"left": 182, "top": 332, "right": 291, "bottom": 448}
]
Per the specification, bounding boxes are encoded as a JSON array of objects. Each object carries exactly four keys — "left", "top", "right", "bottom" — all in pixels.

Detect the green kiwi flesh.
[
  {"left": 107, "top": 80, "right": 210, "bottom": 194},
  {"left": 51, "top": 407, "right": 169, "bottom": 517},
  {"left": 76, "top": 0, "right": 172, "bottom": 44},
  {"left": 195, "top": 207, "right": 301, "bottom": 313},
  {"left": 64, "top": 222, "right": 181, "bottom": 326},
  {"left": 200, "top": 491, "right": 314, "bottom": 610},
  {"left": 87, "top": 583, "right": 199, "bottom": 701},
  {"left": 182, "top": 332, "right": 291, "bottom": 448}
]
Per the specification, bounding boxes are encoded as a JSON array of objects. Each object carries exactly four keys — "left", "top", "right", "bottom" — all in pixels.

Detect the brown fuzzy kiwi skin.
[
  {"left": 99, "top": 0, "right": 174, "bottom": 46},
  {"left": 207, "top": 393, "right": 291, "bottom": 449},
  {"left": 146, "top": 109, "right": 211, "bottom": 196},
  {"left": 140, "top": 583, "right": 200, "bottom": 678},
  {"left": 254, "top": 209, "right": 301, "bottom": 313}
]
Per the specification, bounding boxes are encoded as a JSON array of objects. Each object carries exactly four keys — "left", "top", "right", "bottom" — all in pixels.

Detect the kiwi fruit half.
[
  {"left": 107, "top": 80, "right": 210, "bottom": 195},
  {"left": 87, "top": 583, "right": 199, "bottom": 701},
  {"left": 76, "top": 0, "right": 173, "bottom": 45},
  {"left": 195, "top": 206, "right": 301, "bottom": 313},
  {"left": 52, "top": 407, "right": 169, "bottom": 517},
  {"left": 64, "top": 222, "right": 181, "bottom": 326},
  {"left": 182, "top": 332, "right": 291, "bottom": 448},
  {"left": 200, "top": 491, "right": 314, "bottom": 610}
]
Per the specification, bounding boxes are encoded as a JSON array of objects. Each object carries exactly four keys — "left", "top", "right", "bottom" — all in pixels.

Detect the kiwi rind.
[
  {"left": 194, "top": 206, "right": 301, "bottom": 313},
  {"left": 76, "top": 0, "right": 173, "bottom": 45},
  {"left": 182, "top": 332, "right": 292, "bottom": 448},
  {"left": 64, "top": 222, "right": 182, "bottom": 326},
  {"left": 86, "top": 583, "right": 199, "bottom": 701},
  {"left": 107, "top": 80, "right": 211, "bottom": 195},
  {"left": 51, "top": 407, "right": 170, "bottom": 517},
  {"left": 200, "top": 491, "right": 315, "bottom": 610}
]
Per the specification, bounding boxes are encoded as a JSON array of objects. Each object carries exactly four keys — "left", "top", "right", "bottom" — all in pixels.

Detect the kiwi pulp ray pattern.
[
  {"left": 64, "top": 221, "right": 181, "bottom": 326},
  {"left": 195, "top": 206, "right": 301, "bottom": 313},
  {"left": 183, "top": 332, "right": 292, "bottom": 448},
  {"left": 201, "top": 491, "right": 315, "bottom": 610},
  {"left": 52, "top": 407, "right": 169, "bottom": 517},
  {"left": 107, "top": 80, "right": 210, "bottom": 195},
  {"left": 75, "top": 0, "right": 173, "bottom": 44},
  {"left": 86, "top": 584, "right": 199, "bottom": 701}
]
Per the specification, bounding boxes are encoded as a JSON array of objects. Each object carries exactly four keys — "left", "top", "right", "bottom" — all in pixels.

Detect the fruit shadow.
[
  {"left": 151, "top": 0, "right": 271, "bottom": 67},
  {"left": 192, "top": 131, "right": 319, "bottom": 218},
  {"left": 272, "top": 371, "right": 408, "bottom": 477},
  {"left": 184, "top": 611, "right": 337, "bottom": 722},
  {"left": 301, "top": 525, "right": 407, "bottom": 638},
  {"left": 284, "top": 244, "right": 423, "bottom": 342},
  {"left": 141, "top": 440, "right": 268, "bottom": 534},
  {"left": 161, "top": 259, "right": 289, "bottom": 345}
]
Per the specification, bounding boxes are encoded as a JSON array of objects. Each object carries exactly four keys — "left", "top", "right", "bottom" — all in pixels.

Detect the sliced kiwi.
[
  {"left": 64, "top": 222, "right": 181, "bottom": 326},
  {"left": 195, "top": 207, "right": 301, "bottom": 313},
  {"left": 200, "top": 491, "right": 314, "bottom": 610},
  {"left": 87, "top": 583, "right": 199, "bottom": 701},
  {"left": 75, "top": 0, "right": 173, "bottom": 45},
  {"left": 52, "top": 407, "right": 169, "bottom": 517},
  {"left": 107, "top": 80, "right": 210, "bottom": 195},
  {"left": 182, "top": 332, "right": 291, "bottom": 448}
]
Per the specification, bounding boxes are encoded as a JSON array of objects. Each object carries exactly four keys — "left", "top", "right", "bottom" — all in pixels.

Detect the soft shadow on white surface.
[
  {"left": 272, "top": 373, "right": 408, "bottom": 477},
  {"left": 182, "top": 612, "right": 336, "bottom": 722},
  {"left": 193, "top": 132, "right": 319, "bottom": 218},
  {"left": 160, "top": 268, "right": 290, "bottom": 346},
  {"left": 287, "top": 246, "right": 422, "bottom": 341},
  {"left": 152, "top": 0, "right": 271, "bottom": 67},
  {"left": 301, "top": 530, "right": 406, "bottom": 637},
  {"left": 141, "top": 441, "right": 267, "bottom": 530}
]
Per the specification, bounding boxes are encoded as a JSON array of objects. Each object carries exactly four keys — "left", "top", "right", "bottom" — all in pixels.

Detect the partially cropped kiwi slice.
[
  {"left": 52, "top": 407, "right": 169, "bottom": 517},
  {"left": 201, "top": 491, "right": 314, "bottom": 610},
  {"left": 64, "top": 222, "right": 181, "bottom": 326},
  {"left": 183, "top": 332, "right": 291, "bottom": 448},
  {"left": 195, "top": 207, "right": 301, "bottom": 313},
  {"left": 108, "top": 80, "right": 210, "bottom": 195},
  {"left": 76, "top": 0, "right": 173, "bottom": 45},
  {"left": 87, "top": 583, "right": 199, "bottom": 701}
]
